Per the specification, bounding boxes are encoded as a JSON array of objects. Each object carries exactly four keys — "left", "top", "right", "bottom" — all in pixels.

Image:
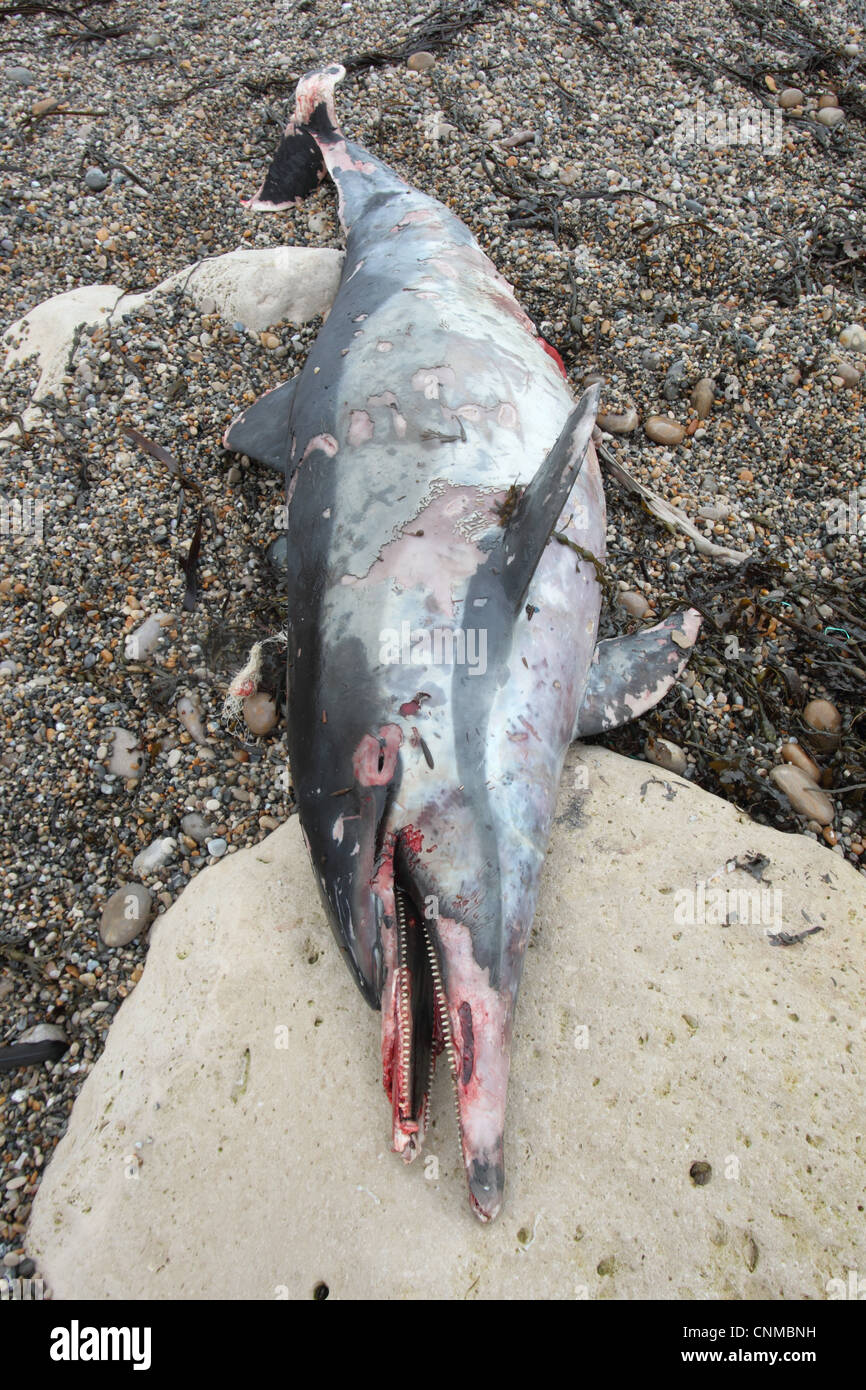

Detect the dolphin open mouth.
[{"left": 383, "top": 845, "right": 495, "bottom": 1221}]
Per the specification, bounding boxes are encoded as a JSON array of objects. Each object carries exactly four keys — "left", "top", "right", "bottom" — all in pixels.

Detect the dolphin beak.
[{"left": 384, "top": 836, "right": 512, "bottom": 1222}]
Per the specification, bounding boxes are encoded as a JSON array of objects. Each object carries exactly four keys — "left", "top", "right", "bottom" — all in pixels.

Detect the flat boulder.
[{"left": 27, "top": 747, "right": 866, "bottom": 1299}]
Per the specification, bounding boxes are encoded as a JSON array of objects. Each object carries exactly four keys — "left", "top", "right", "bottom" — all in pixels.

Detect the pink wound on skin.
[
  {"left": 352, "top": 724, "right": 402, "bottom": 786},
  {"left": 301, "top": 433, "right": 339, "bottom": 461},
  {"left": 411, "top": 366, "right": 457, "bottom": 400},
  {"left": 348, "top": 410, "right": 374, "bottom": 445}
]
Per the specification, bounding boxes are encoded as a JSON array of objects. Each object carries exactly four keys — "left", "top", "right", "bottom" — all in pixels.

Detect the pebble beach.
[{"left": 1, "top": 0, "right": 864, "bottom": 1276}]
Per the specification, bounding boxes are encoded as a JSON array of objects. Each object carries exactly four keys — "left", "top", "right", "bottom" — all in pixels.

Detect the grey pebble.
[
  {"left": 207, "top": 837, "right": 228, "bottom": 858},
  {"left": 6, "top": 66, "right": 35, "bottom": 86},
  {"left": 84, "top": 168, "right": 109, "bottom": 193},
  {"left": 180, "top": 811, "right": 210, "bottom": 843},
  {"left": 100, "top": 883, "right": 154, "bottom": 946}
]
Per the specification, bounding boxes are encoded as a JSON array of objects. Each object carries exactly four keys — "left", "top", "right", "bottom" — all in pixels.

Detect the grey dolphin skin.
[{"left": 225, "top": 64, "right": 701, "bottom": 1221}]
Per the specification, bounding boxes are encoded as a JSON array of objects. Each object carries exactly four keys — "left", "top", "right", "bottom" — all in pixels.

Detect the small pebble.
[
  {"left": 770, "top": 766, "right": 834, "bottom": 825},
  {"left": 132, "top": 838, "right": 177, "bottom": 875},
  {"left": 619, "top": 590, "right": 652, "bottom": 619},
  {"left": 407, "top": 51, "right": 435, "bottom": 71},
  {"left": 243, "top": 692, "right": 279, "bottom": 735},
  {"left": 84, "top": 168, "right": 109, "bottom": 193},
  {"left": 645, "top": 736, "right": 687, "bottom": 776},
  {"left": 207, "top": 837, "right": 228, "bottom": 858},
  {"left": 645, "top": 415, "right": 685, "bottom": 445},
  {"left": 815, "top": 107, "right": 845, "bottom": 128},
  {"left": 99, "top": 884, "right": 154, "bottom": 946},
  {"left": 597, "top": 406, "right": 638, "bottom": 434},
  {"left": 779, "top": 88, "right": 805, "bottom": 109},
  {"left": 803, "top": 699, "right": 841, "bottom": 734}
]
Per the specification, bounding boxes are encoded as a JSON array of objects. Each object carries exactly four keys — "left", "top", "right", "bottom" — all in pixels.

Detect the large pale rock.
[
  {"left": 2, "top": 246, "right": 343, "bottom": 414},
  {"left": 28, "top": 746, "right": 866, "bottom": 1300}
]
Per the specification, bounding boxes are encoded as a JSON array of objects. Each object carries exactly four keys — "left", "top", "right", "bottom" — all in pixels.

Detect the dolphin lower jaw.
[{"left": 375, "top": 834, "right": 515, "bottom": 1223}]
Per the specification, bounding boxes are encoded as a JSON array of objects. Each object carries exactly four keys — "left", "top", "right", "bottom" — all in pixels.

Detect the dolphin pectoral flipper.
[
  {"left": 574, "top": 608, "right": 702, "bottom": 738},
  {"left": 223, "top": 378, "right": 297, "bottom": 472}
]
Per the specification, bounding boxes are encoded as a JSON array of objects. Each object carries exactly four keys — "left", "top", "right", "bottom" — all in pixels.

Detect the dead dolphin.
[{"left": 225, "top": 64, "right": 701, "bottom": 1221}]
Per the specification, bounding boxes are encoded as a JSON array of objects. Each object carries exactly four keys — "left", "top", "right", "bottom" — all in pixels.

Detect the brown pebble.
[
  {"left": 816, "top": 107, "right": 845, "bottom": 127},
  {"left": 243, "top": 692, "right": 278, "bottom": 736},
  {"left": 597, "top": 406, "right": 639, "bottom": 434},
  {"left": 817, "top": 92, "right": 841, "bottom": 109},
  {"left": 835, "top": 361, "right": 861, "bottom": 388},
  {"left": 779, "top": 88, "right": 805, "bottom": 109},
  {"left": 619, "top": 590, "right": 652, "bottom": 619},
  {"left": 32, "top": 97, "right": 60, "bottom": 116},
  {"left": 407, "top": 51, "right": 435, "bottom": 72},
  {"left": 690, "top": 378, "right": 715, "bottom": 419},
  {"left": 738, "top": 468, "right": 754, "bottom": 483},
  {"left": 822, "top": 826, "right": 838, "bottom": 846},
  {"left": 644, "top": 415, "right": 685, "bottom": 445},
  {"left": 803, "top": 699, "right": 841, "bottom": 734},
  {"left": 260, "top": 331, "right": 280, "bottom": 350},
  {"left": 780, "top": 742, "right": 821, "bottom": 782},
  {"left": 770, "top": 765, "right": 834, "bottom": 825}
]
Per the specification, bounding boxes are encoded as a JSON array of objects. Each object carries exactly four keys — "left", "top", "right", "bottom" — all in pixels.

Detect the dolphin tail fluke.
[
  {"left": 223, "top": 378, "right": 297, "bottom": 471},
  {"left": 242, "top": 65, "right": 346, "bottom": 211},
  {"left": 573, "top": 608, "right": 702, "bottom": 738},
  {"left": 498, "top": 383, "right": 600, "bottom": 610}
]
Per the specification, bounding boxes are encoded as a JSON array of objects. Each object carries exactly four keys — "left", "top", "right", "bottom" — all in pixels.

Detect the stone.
[
  {"left": 132, "top": 838, "right": 177, "bottom": 876},
  {"left": 834, "top": 361, "right": 861, "bottom": 388},
  {"left": 769, "top": 765, "right": 834, "bottom": 825},
  {"left": 780, "top": 743, "right": 820, "bottom": 783},
  {"left": 645, "top": 735, "right": 687, "bottom": 775},
  {"left": 644, "top": 415, "right": 686, "bottom": 445},
  {"left": 206, "top": 837, "right": 227, "bottom": 858},
  {"left": 839, "top": 323, "right": 866, "bottom": 352},
  {"left": 180, "top": 812, "right": 211, "bottom": 843},
  {"left": 597, "top": 406, "right": 639, "bottom": 434},
  {"left": 691, "top": 378, "right": 715, "bottom": 419},
  {"left": 406, "top": 51, "right": 436, "bottom": 72},
  {"left": 2, "top": 248, "right": 343, "bottom": 410},
  {"left": 84, "top": 168, "right": 109, "bottom": 193},
  {"left": 243, "top": 693, "right": 278, "bottom": 736},
  {"left": 18, "top": 1023, "right": 66, "bottom": 1047},
  {"left": 99, "top": 884, "right": 154, "bottom": 947},
  {"left": 815, "top": 107, "right": 845, "bottom": 128},
  {"left": 177, "top": 695, "right": 208, "bottom": 745},
  {"left": 817, "top": 93, "right": 840, "bottom": 110},
  {"left": 106, "top": 728, "right": 143, "bottom": 780},
  {"left": 28, "top": 747, "right": 866, "bottom": 1298},
  {"left": 6, "top": 66, "right": 35, "bottom": 87},
  {"left": 124, "top": 613, "right": 169, "bottom": 661},
  {"left": 803, "top": 699, "right": 841, "bottom": 734},
  {"left": 618, "top": 590, "right": 652, "bottom": 619},
  {"left": 778, "top": 88, "right": 805, "bottom": 109}
]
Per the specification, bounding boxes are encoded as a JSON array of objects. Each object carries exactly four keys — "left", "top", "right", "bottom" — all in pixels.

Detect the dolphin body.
[{"left": 226, "top": 64, "right": 701, "bottom": 1221}]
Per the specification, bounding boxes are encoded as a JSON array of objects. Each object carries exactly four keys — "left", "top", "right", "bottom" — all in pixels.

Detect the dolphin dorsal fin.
[{"left": 497, "top": 382, "right": 599, "bottom": 610}]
